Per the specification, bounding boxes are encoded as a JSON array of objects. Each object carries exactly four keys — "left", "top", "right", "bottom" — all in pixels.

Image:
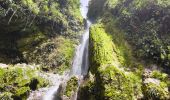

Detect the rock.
[
  {"left": 64, "top": 76, "right": 79, "bottom": 99},
  {"left": 144, "top": 78, "right": 160, "bottom": 85},
  {"left": 0, "top": 92, "right": 13, "bottom": 100},
  {"left": 142, "top": 69, "right": 170, "bottom": 99},
  {"left": 0, "top": 63, "right": 8, "bottom": 68},
  {"left": 0, "top": 64, "right": 49, "bottom": 99},
  {"left": 143, "top": 79, "right": 170, "bottom": 100}
]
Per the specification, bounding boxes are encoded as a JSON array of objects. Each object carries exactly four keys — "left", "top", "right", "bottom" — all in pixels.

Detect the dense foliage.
[
  {"left": 89, "top": 0, "right": 170, "bottom": 67},
  {"left": 0, "top": 0, "right": 83, "bottom": 73}
]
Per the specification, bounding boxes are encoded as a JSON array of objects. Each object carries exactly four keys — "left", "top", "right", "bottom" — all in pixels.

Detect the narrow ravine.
[{"left": 28, "top": 0, "right": 91, "bottom": 100}]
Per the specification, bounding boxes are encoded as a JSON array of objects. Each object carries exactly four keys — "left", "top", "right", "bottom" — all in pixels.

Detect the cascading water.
[
  {"left": 28, "top": 0, "right": 91, "bottom": 100},
  {"left": 71, "top": 21, "right": 91, "bottom": 76},
  {"left": 71, "top": 0, "right": 91, "bottom": 76},
  {"left": 70, "top": 0, "right": 91, "bottom": 99}
]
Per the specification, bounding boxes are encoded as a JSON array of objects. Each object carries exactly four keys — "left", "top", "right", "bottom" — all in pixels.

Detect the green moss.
[
  {"left": 102, "top": 15, "right": 133, "bottom": 67},
  {"left": 143, "top": 82, "right": 170, "bottom": 99},
  {"left": 21, "top": 0, "right": 40, "bottom": 14},
  {"left": 64, "top": 77, "right": 78, "bottom": 97},
  {"left": 168, "top": 54, "right": 170, "bottom": 60},
  {"left": 88, "top": 0, "right": 170, "bottom": 99},
  {"left": 90, "top": 19, "right": 134, "bottom": 69},
  {"left": 157, "top": 0, "right": 170, "bottom": 7},
  {"left": 36, "top": 77, "right": 49, "bottom": 88},
  {"left": 0, "top": 65, "right": 49, "bottom": 99},
  {"left": 14, "top": 87, "right": 30, "bottom": 99},
  {"left": 0, "top": 92, "right": 13, "bottom": 100},
  {"left": 89, "top": 24, "right": 118, "bottom": 73},
  {"left": 99, "top": 66, "right": 142, "bottom": 100},
  {"left": 52, "top": 36, "right": 75, "bottom": 73},
  {"left": 150, "top": 70, "right": 170, "bottom": 92},
  {"left": 106, "top": 0, "right": 119, "bottom": 8},
  {"left": 131, "top": 0, "right": 149, "bottom": 10},
  {"left": 50, "top": 2, "right": 63, "bottom": 18},
  {"left": 151, "top": 70, "right": 168, "bottom": 81},
  {"left": 78, "top": 78, "right": 95, "bottom": 100},
  {"left": 67, "top": 0, "right": 83, "bottom": 22}
]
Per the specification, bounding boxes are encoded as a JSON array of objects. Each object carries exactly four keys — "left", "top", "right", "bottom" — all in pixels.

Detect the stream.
[{"left": 28, "top": 0, "right": 91, "bottom": 100}]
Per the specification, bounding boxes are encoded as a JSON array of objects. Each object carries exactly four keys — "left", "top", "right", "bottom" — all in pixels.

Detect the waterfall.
[
  {"left": 28, "top": 0, "right": 91, "bottom": 100},
  {"left": 71, "top": 21, "right": 91, "bottom": 76},
  {"left": 70, "top": 0, "right": 91, "bottom": 99},
  {"left": 71, "top": 0, "right": 91, "bottom": 76}
]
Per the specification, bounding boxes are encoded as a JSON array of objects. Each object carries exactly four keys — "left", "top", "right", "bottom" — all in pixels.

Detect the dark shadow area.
[
  {"left": 0, "top": 31, "right": 27, "bottom": 64},
  {"left": 29, "top": 78, "right": 39, "bottom": 91}
]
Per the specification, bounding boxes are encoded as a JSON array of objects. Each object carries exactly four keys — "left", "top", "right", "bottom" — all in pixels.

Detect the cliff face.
[
  {"left": 78, "top": 0, "right": 170, "bottom": 99},
  {"left": 0, "top": 0, "right": 83, "bottom": 72}
]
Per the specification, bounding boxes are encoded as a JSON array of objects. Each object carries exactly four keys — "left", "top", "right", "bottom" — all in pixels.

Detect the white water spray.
[{"left": 71, "top": 0, "right": 91, "bottom": 76}]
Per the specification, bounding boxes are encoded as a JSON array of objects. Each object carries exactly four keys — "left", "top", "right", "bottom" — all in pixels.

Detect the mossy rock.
[
  {"left": 150, "top": 70, "right": 169, "bottom": 82},
  {"left": 14, "top": 87, "right": 30, "bottom": 99},
  {"left": 79, "top": 65, "right": 142, "bottom": 100},
  {"left": 0, "top": 65, "right": 49, "bottom": 99},
  {"left": 77, "top": 81, "right": 95, "bottom": 100},
  {"left": 143, "top": 81, "right": 170, "bottom": 99},
  {"left": 98, "top": 65, "right": 142, "bottom": 100},
  {"left": 31, "top": 36, "right": 76, "bottom": 74},
  {"left": 64, "top": 76, "right": 79, "bottom": 98}
]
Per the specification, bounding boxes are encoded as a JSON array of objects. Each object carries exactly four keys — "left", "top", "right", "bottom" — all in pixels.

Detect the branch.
[
  {"left": 29, "top": 15, "right": 36, "bottom": 27},
  {"left": 4, "top": 8, "right": 10, "bottom": 16},
  {"left": 23, "top": 17, "right": 29, "bottom": 31},
  {"left": 8, "top": 9, "right": 17, "bottom": 25}
]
